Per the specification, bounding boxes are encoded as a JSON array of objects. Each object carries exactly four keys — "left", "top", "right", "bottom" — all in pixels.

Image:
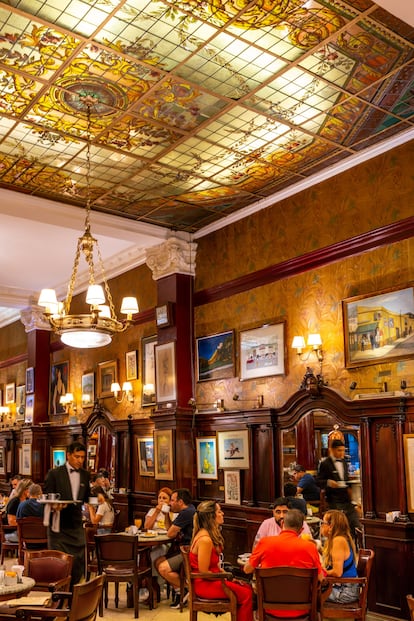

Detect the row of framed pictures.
[{"left": 138, "top": 430, "right": 249, "bottom": 482}]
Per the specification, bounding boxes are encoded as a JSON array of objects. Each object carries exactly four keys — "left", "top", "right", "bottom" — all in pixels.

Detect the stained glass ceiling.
[{"left": 0, "top": 0, "right": 413, "bottom": 233}]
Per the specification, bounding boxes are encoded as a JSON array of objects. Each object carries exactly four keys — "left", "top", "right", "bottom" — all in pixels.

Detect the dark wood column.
[{"left": 26, "top": 328, "right": 50, "bottom": 425}]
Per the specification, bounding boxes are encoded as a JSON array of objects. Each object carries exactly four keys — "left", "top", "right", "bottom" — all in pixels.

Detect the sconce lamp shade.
[
  {"left": 111, "top": 382, "right": 121, "bottom": 394},
  {"left": 307, "top": 333, "right": 322, "bottom": 348},
  {"left": 122, "top": 381, "right": 133, "bottom": 392},
  {"left": 292, "top": 336, "right": 306, "bottom": 351}
]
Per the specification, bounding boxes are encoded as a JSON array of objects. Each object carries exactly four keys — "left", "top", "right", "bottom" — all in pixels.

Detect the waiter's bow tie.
[{"left": 70, "top": 468, "right": 79, "bottom": 473}]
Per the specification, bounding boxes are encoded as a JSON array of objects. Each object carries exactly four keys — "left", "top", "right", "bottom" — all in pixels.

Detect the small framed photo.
[
  {"left": 26, "top": 367, "right": 34, "bottom": 394},
  {"left": 81, "top": 372, "right": 95, "bottom": 407},
  {"left": 126, "top": 350, "right": 138, "bottom": 381},
  {"left": 16, "top": 385, "right": 26, "bottom": 420},
  {"left": 224, "top": 470, "right": 241, "bottom": 505},
  {"left": 138, "top": 437, "right": 155, "bottom": 477},
  {"left": 155, "top": 342, "right": 176, "bottom": 403},
  {"left": 154, "top": 429, "right": 174, "bottom": 480},
  {"left": 218, "top": 429, "right": 250, "bottom": 469},
  {"left": 98, "top": 360, "right": 118, "bottom": 398},
  {"left": 25, "top": 394, "right": 34, "bottom": 424},
  {"left": 142, "top": 335, "right": 157, "bottom": 407},
  {"left": 88, "top": 444, "right": 96, "bottom": 456},
  {"left": 50, "top": 361, "right": 69, "bottom": 415},
  {"left": 239, "top": 322, "right": 286, "bottom": 380},
  {"left": 196, "top": 331, "right": 235, "bottom": 382},
  {"left": 21, "top": 444, "right": 32, "bottom": 475},
  {"left": 0, "top": 448, "right": 6, "bottom": 475},
  {"left": 196, "top": 437, "right": 218, "bottom": 479},
  {"left": 5, "top": 383, "right": 15, "bottom": 405},
  {"left": 52, "top": 448, "right": 66, "bottom": 468}
]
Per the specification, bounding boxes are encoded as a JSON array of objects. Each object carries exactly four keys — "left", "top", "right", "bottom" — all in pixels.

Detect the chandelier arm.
[
  {"left": 64, "top": 238, "right": 83, "bottom": 315},
  {"left": 96, "top": 244, "right": 118, "bottom": 320}
]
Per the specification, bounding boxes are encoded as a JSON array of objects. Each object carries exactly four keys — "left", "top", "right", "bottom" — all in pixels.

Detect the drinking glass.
[{"left": 134, "top": 518, "right": 142, "bottom": 529}]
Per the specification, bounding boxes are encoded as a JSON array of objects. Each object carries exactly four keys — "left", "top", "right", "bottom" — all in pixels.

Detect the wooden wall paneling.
[
  {"left": 252, "top": 424, "right": 276, "bottom": 507},
  {"left": 296, "top": 413, "right": 316, "bottom": 471},
  {"left": 360, "top": 417, "right": 374, "bottom": 518},
  {"left": 371, "top": 418, "right": 401, "bottom": 517}
]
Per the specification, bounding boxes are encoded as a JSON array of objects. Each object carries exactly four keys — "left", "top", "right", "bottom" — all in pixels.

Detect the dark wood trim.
[
  {"left": 194, "top": 216, "right": 414, "bottom": 306},
  {"left": 0, "top": 353, "right": 27, "bottom": 368}
]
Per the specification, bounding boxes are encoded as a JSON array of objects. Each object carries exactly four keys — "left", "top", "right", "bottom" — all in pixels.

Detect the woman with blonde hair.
[
  {"left": 321, "top": 509, "right": 359, "bottom": 603},
  {"left": 190, "top": 500, "right": 253, "bottom": 621}
]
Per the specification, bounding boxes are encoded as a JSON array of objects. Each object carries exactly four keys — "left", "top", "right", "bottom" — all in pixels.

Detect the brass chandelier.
[{"left": 38, "top": 95, "right": 138, "bottom": 348}]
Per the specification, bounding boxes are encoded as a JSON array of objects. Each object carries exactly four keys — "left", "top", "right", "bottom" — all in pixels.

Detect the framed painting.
[
  {"left": 25, "top": 394, "right": 34, "bottom": 424},
  {"left": 50, "top": 361, "right": 69, "bottom": 415},
  {"left": 0, "top": 447, "right": 5, "bottom": 475},
  {"left": 126, "top": 350, "right": 138, "bottom": 381},
  {"left": 5, "top": 383, "right": 15, "bottom": 405},
  {"left": 142, "top": 335, "right": 157, "bottom": 407},
  {"left": 342, "top": 284, "right": 414, "bottom": 368},
  {"left": 137, "top": 437, "right": 155, "bottom": 477},
  {"left": 21, "top": 444, "right": 32, "bottom": 475},
  {"left": 196, "top": 437, "right": 218, "bottom": 479},
  {"left": 196, "top": 331, "right": 235, "bottom": 382},
  {"left": 16, "top": 385, "right": 26, "bottom": 421},
  {"left": 155, "top": 342, "right": 176, "bottom": 403},
  {"left": 98, "top": 360, "right": 118, "bottom": 398},
  {"left": 52, "top": 448, "right": 66, "bottom": 468},
  {"left": 239, "top": 322, "right": 286, "bottom": 381},
  {"left": 224, "top": 470, "right": 241, "bottom": 505},
  {"left": 154, "top": 429, "right": 174, "bottom": 480},
  {"left": 26, "top": 367, "right": 34, "bottom": 394},
  {"left": 218, "top": 429, "right": 250, "bottom": 469},
  {"left": 81, "top": 372, "right": 94, "bottom": 407}
]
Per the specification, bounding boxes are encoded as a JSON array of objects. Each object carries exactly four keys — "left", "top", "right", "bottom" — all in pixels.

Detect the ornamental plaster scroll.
[
  {"left": 20, "top": 306, "right": 53, "bottom": 332},
  {"left": 145, "top": 237, "right": 197, "bottom": 280}
]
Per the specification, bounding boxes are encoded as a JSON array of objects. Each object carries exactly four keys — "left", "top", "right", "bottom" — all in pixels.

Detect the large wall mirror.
[
  {"left": 85, "top": 406, "right": 116, "bottom": 485},
  {"left": 282, "top": 408, "right": 362, "bottom": 508}
]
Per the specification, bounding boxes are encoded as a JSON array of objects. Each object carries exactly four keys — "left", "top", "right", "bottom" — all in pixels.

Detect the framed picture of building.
[
  {"left": 239, "top": 322, "right": 286, "bottom": 380},
  {"left": 343, "top": 284, "right": 414, "bottom": 368}
]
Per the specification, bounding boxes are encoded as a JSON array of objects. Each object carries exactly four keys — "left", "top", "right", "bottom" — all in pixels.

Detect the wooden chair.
[
  {"left": 24, "top": 549, "right": 73, "bottom": 593},
  {"left": 319, "top": 548, "right": 375, "bottom": 621},
  {"left": 111, "top": 509, "right": 121, "bottom": 533},
  {"left": 255, "top": 566, "right": 319, "bottom": 621},
  {"left": 16, "top": 517, "right": 48, "bottom": 564},
  {"left": 0, "top": 521, "right": 19, "bottom": 563},
  {"left": 406, "top": 594, "right": 414, "bottom": 621},
  {"left": 84, "top": 522, "right": 98, "bottom": 580},
  {"left": 95, "top": 533, "right": 153, "bottom": 618},
  {"left": 16, "top": 574, "right": 104, "bottom": 621},
  {"left": 180, "top": 545, "right": 237, "bottom": 621}
]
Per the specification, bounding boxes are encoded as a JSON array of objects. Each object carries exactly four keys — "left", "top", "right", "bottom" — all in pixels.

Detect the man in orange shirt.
[{"left": 243, "top": 509, "right": 324, "bottom": 617}]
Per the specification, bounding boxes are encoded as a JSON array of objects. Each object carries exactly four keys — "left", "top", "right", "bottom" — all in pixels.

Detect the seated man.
[
  {"left": 244, "top": 509, "right": 324, "bottom": 617},
  {"left": 292, "top": 465, "right": 320, "bottom": 502},
  {"left": 16, "top": 483, "right": 44, "bottom": 518},
  {"left": 156, "top": 488, "right": 196, "bottom": 609},
  {"left": 253, "top": 496, "right": 312, "bottom": 547},
  {"left": 283, "top": 482, "right": 307, "bottom": 515}
]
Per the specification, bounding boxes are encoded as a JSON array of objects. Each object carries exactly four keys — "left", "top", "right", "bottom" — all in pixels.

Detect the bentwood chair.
[
  {"left": 319, "top": 548, "right": 375, "bottom": 621},
  {"left": 255, "top": 566, "right": 319, "bottom": 621},
  {"left": 407, "top": 594, "right": 414, "bottom": 621},
  {"left": 16, "top": 517, "right": 48, "bottom": 564},
  {"left": 16, "top": 574, "right": 104, "bottom": 621},
  {"left": 24, "top": 549, "right": 74, "bottom": 593},
  {"left": 180, "top": 545, "right": 237, "bottom": 621},
  {"left": 0, "top": 522, "right": 19, "bottom": 563},
  {"left": 95, "top": 533, "right": 153, "bottom": 618}
]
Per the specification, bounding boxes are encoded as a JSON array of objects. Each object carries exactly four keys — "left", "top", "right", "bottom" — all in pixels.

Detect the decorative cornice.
[
  {"left": 194, "top": 216, "right": 414, "bottom": 306},
  {"left": 146, "top": 237, "right": 197, "bottom": 280},
  {"left": 20, "top": 306, "right": 52, "bottom": 332}
]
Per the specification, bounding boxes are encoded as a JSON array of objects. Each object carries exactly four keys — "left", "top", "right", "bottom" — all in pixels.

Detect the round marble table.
[{"left": 0, "top": 576, "right": 35, "bottom": 602}]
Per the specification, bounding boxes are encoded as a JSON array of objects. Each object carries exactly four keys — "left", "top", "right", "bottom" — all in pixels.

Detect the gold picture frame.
[
  {"left": 98, "top": 360, "right": 118, "bottom": 398},
  {"left": 154, "top": 429, "right": 174, "bottom": 481}
]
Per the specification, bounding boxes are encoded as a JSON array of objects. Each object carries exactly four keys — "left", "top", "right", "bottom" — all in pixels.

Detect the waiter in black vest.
[
  {"left": 317, "top": 438, "right": 361, "bottom": 539},
  {"left": 44, "top": 441, "right": 90, "bottom": 586}
]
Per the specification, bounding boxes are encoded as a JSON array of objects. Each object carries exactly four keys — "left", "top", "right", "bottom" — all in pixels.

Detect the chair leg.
[
  {"left": 114, "top": 582, "right": 119, "bottom": 608},
  {"left": 134, "top": 582, "right": 139, "bottom": 618}
]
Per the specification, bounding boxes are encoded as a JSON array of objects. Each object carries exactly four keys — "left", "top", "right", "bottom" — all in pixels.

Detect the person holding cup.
[
  {"left": 144, "top": 487, "right": 177, "bottom": 589},
  {"left": 87, "top": 486, "right": 114, "bottom": 534}
]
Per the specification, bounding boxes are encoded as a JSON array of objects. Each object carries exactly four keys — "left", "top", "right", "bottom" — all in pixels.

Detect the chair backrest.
[
  {"left": 407, "top": 594, "right": 414, "bottom": 621},
  {"left": 357, "top": 549, "right": 374, "bottom": 580},
  {"left": 68, "top": 574, "right": 104, "bottom": 621},
  {"left": 180, "top": 546, "right": 193, "bottom": 599},
  {"left": 24, "top": 549, "right": 73, "bottom": 591},
  {"left": 17, "top": 517, "right": 48, "bottom": 563},
  {"left": 95, "top": 533, "right": 138, "bottom": 571},
  {"left": 255, "top": 566, "right": 319, "bottom": 621},
  {"left": 111, "top": 509, "right": 121, "bottom": 533}
]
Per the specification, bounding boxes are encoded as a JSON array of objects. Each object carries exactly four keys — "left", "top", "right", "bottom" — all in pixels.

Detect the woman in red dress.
[{"left": 189, "top": 500, "right": 253, "bottom": 621}]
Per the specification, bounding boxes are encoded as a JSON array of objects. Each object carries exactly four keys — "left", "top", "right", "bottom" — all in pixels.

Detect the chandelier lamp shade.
[{"left": 37, "top": 95, "right": 138, "bottom": 349}]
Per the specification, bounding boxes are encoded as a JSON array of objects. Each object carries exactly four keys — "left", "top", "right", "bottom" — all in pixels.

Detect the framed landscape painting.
[
  {"left": 343, "top": 284, "right": 414, "bottom": 368},
  {"left": 196, "top": 331, "right": 235, "bottom": 382}
]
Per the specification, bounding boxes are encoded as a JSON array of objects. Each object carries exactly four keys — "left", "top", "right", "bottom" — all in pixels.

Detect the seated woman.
[
  {"left": 321, "top": 509, "right": 359, "bottom": 603},
  {"left": 190, "top": 500, "right": 253, "bottom": 621},
  {"left": 87, "top": 486, "right": 114, "bottom": 534},
  {"left": 144, "top": 487, "right": 177, "bottom": 585}
]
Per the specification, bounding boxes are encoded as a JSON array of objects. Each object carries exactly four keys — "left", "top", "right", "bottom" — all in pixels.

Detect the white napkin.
[{"left": 43, "top": 504, "right": 61, "bottom": 533}]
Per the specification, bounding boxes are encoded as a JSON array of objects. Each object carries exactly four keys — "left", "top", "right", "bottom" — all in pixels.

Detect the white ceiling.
[{"left": 0, "top": 0, "right": 412, "bottom": 329}]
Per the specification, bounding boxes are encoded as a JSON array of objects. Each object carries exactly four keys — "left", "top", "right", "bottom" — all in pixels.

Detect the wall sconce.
[
  {"left": 400, "top": 380, "right": 414, "bottom": 391},
  {"left": 59, "top": 393, "right": 76, "bottom": 413},
  {"left": 349, "top": 381, "right": 389, "bottom": 393},
  {"left": 291, "top": 334, "right": 323, "bottom": 362},
  {"left": 111, "top": 381, "right": 134, "bottom": 403},
  {"left": 0, "top": 406, "right": 10, "bottom": 423},
  {"left": 232, "top": 394, "right": 264, "bottom": 408},
  {"left": 188, "top": 398, "right": 225, "bottom": 413}
]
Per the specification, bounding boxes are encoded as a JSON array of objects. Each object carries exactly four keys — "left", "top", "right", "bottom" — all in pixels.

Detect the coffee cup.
[
  {"left": 40, "top": 494, "right": 48, "bottom": 501},
  {"left": 161, "top": 504, "right": 170, "bottom": 513},
  {"left": 88, "top": 496, "right": 98, "bottom": 505},
  {"left": 11, "top": 565, "right": 24, "bottom": 584},
  {"left": 48, "top": 493, "right": 61, "bottom": 501}
]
